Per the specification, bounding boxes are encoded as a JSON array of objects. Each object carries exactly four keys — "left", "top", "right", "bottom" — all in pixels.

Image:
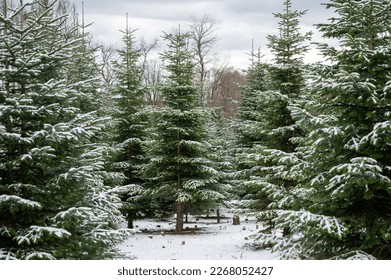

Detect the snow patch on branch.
[
  {"left": 0, "top": 195, "right": 41, "bottom": 209},
  {"left": 16, "top": 226, "right": 71, "bottom": 245}
]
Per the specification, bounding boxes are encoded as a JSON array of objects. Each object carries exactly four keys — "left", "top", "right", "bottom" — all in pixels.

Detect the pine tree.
[
  {"left": 111, "top": 19, "right": 149, "bottom": 229},
  {"left": 142, "top": 29, "right": 225, "bottom": 233},
  {"left": 0, "top": 1, "right": 127, "bottom": 260},
  {"left": 259, "top": 0, "right": 391, "bottom": 259}
]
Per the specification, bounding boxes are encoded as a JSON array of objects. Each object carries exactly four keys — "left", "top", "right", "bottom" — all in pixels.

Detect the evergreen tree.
[
  {"left": 264, "top": 0, "right": 312, "bottom": 161},
  {"left": 236, "top": 59, "right": 271, "bottom": 148},
  {"left": 267, "top": 0, "right": 311, "bottom": 100},
  {"left": 0, "top": 1, "right": 127, "bottom": 260},
  {"left": 142, "top": 29, "right": 224, "bottom": 233},
  {"left": 111, "top": 21, "right": 149, "bottom": 229},
  {"left": 234, "top": 61, "right": 274, "bottom": 211},
  {"left": 205, "top": 110, "right": 236, "bottom": 220},
  {"left": 259, "top": 0, "right": 391, "bottom": 259},
  {"left": 235, "top": 0, "right": 311, "bottom": 221}
]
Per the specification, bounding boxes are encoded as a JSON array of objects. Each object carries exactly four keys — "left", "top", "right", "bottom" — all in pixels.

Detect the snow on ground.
[{"left": 116, "top": 210, "right": 279, "bottom": 260}]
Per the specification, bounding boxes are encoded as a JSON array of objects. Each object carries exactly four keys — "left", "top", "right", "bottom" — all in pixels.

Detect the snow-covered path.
[{"left": 116, "top": 213, "right": 279, "bottom": 260}]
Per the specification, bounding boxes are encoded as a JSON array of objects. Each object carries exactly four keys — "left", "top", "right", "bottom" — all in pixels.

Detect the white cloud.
[{"left": 76, "top": 0, "right": 334, "bottom": 68}]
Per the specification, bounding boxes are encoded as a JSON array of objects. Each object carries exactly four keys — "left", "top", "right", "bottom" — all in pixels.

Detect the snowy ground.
[{"left": 115, "top": 210, "right": 280, "bottom": 260}]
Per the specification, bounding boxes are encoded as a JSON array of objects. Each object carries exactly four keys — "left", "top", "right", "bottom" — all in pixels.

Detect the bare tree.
[
  {"left": 208, "top": 66, "right": 246, "bottom": 118},
  {"left": 2, "top": 0, "right": 8, "bottom": 30},
  {"left": 143, "top": 59, "right": 163, "bottom": 106},
  {"left": 189, "top": 14, "right": 218, "bottom": 103},
  {"left": 98, "top": 44, "right": 118, "bottom": 87},
  {"left": 139, "top": 37, "right": 159, "bottom": 80},
  {"left": 137, "top": 37, "right": 161, "bottom": 106}
]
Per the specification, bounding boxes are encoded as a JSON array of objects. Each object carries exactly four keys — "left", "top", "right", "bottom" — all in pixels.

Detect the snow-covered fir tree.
[
  {"left": 235, "top": 0, "right": 311, "bottom": 222},
  {"left": 236, "top": 58, "right": 271, "bottom": 148},
  {"left": 204, "top": 110, "right": 236, "bottom": 221},
  {"left": 257, "top": 0, "right": 391, "bottom": 259},
  {"left": 0, "top": 0, "right": 128, "bottom": 260},
  {"left": 234, "top": 61, "right": 274, "bottom": 211},
  {"left": 267, "top": 0, "right": 311, "bottom": 100},
  {"left": 142, "top": 29, "right": 225, "bottom": 233},
  {"left": 111, "top": 20, "right": 150, "bottom": 229}
]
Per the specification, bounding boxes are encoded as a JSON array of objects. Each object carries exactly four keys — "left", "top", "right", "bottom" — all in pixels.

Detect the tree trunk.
[
  {"left": 175, "top": 202, "right": 184, "bottom": 233},
  {"left": 216, "top": 208, "right": 221, "bottom": 224},
  {"left": 127, "top": 212, "right": 134, "bottom": 229}
]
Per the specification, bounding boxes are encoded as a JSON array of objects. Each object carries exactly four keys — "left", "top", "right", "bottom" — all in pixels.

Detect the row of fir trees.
[
  {"left": 236, "top": 0, "right": 391, "bottom": 260},
  {"left": 0, "top": 0, "right": 227, "bottom": 259},
  {"left": 0, "top": 0, "right": 129, "bottom": 259},
  {"left": 1, "top": 0, "right": 390, "bottom": 260}
]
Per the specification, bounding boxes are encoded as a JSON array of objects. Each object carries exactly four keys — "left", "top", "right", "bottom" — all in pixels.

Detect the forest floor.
[{"left": 115, "top": 209, "right": 279, "bottom": 260}]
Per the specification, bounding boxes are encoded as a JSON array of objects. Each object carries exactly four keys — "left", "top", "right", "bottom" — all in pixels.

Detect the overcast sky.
[{"left": 74, "top": 0, "right": 334, "bottom": 69}]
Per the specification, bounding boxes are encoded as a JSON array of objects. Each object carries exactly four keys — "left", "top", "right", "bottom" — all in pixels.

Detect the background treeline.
[{"left": 1, "top": 0, "right": 390, "bottom": 260}]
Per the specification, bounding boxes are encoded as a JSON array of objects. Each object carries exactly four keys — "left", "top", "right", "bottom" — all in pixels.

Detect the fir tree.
[
  {"left": 259, "top": 0, "right": 391, "bottom": 259},
  {"left": 267, "top": 0, "right": 311, "bottom": 99},
  {"left": 235, "top": 0, "right": 311, "bottom": 221},
  {"left": 0, "top": 1, "right": 127, "bottom": 260},
  {"left": 234, "top": 61, "right": 274, "bottom": 211},
  {"left": 204, "top": 110, "right": 236, "bottom": 221},
  {"left": 236, "top": 59, "right": 271, "bottom": 147},
  {"left": 111, "top": 19, "right": 149, "bottom": 229},
  {"left": 142, "top": 29, "right": 225, "bottom": 233}
]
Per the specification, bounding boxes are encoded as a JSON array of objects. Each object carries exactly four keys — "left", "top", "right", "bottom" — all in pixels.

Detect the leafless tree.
[
  {"left": 97, "top": 44, "right": 118, "bottom": 87},
  {"left": 208, "top": 66, "right": 246, "bottom": 118},
  {"left": 143, "top": 59, "right": 163, "bottom": 106},
  {"left": 139, "top": 37, "right": 159, "bottom": 80},
  {"left": 189, "top": 14, "right": 218, "bottom": 103},
  {"left": 137, "top": 37, "right": 161, "bottom": 106}
]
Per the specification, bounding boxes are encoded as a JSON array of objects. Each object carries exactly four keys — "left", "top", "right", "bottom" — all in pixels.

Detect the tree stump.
[{"left": 233, "top": 215, "right": 240, "bottom": 225}]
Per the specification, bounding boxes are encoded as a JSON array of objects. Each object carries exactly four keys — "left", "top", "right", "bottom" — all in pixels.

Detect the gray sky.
[{"left": 75, "top": 0, "right": 334, "bottom": 69}]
